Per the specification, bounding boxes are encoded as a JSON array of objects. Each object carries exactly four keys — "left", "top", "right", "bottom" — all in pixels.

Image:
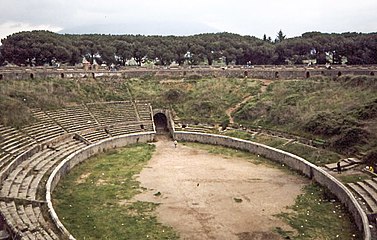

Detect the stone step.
[
  {"left": 348, "top": 182, "right": 377, "bottom": 213},
  {"left": 365, "top": 179, "right": 377, "bottom": 193}
]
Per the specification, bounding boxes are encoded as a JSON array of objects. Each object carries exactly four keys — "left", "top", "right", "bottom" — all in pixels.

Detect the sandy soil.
[{"left": 134, "top": 138, "right": 309, "bottom": 240}]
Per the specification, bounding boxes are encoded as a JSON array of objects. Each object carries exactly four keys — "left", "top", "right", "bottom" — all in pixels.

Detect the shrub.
[
  {"left": 304, "top": 112, "right": 358, "bottom": 136},
  {"left": 332, "top": 127, "right": 370, "bottom": 154},
  {"left": 304, "top": 112, "right": 342, "bottom": 136},
  {"left": 354, "top": 98, "right": 377, "bottom": 120},
  {"left": 364, "top": 148, "right": 377, "bottom": 165}
]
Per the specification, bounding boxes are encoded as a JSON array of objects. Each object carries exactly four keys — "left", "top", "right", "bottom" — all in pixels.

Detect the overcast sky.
[{"left": 1, "top": 0, "right": 377, "bottom": 41}]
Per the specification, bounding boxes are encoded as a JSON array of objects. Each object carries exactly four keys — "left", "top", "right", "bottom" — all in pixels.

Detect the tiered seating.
[
  {"left": 108, "top": 122, "right": 153, "bottom": 137},
  {"left": 0, "top": 138, "right": 86, "bottom": 239},
  {"left": 0, "top": 101, "right": 155, "bottom": 239},
  {"left": 0, "top": 150, "right": 15, "bottom": 172},
  {"left": 348, "top": 178, "right": 377, "bottom": 216},
  {"left": 80, "top": 129, "right": 110, "bottom": 143},
  {"left": 87, "top": 101, "right": 138, "bottom": 124},
  {"left": 21, "top": 109, "right": 66, "bottom": 143},
  {"left": 135, "top": 102, "right": 152, "bottom": 121},
  {"left": 174, "top": 123, "right": 214, "bottom": 133},
  {"left": 0, "top": 125, "right": 36, "bottom": 157},
  {"left": 45, "top": 106, "right": 99, "bottom": 132},
  {"left": 1, "top": 138, "right": 86, "bottom": 200},
  {"left": 0, "top": 201, "right": 60, "bottom": 240}
]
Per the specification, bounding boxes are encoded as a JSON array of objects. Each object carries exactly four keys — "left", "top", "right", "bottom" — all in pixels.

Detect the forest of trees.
[{"left": 0, "top": 30, "right": 376, "bottom": 67}]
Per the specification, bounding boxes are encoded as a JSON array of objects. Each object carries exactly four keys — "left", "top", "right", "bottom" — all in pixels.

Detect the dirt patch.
[
  {"left": 134, "top": 140, "right": 309, "bottom": 240},
  {"left": 96, "top": 178, "right": 108, "bottom": 186},
  {"left": 260, "top": 79, "right": 273, "bottom": 93},
  {"left": 76, "top": 172, "right": 91, "bottom": 184}
]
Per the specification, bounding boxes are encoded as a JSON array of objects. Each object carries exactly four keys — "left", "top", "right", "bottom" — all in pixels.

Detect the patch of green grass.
[
  {"left": 182, "top": 142, "right": 267, "bottom": 165},
  {"left": 224, "top": 130, "right": 257, "bottom": 141},
  {"left": 276, "top": 183, "right": 361, "bottom": 240},
  {"left": 223, "top": 130, "right": 341, "bottom": 166},
  {"left": 337, "top": 174, "right": 371, "bottom": 184},
  {"left": 278, "top": 142, "right": 341, "bottom": 165},
  {"left": 53, "top": 144, "right": 178, "bottom": 240}
]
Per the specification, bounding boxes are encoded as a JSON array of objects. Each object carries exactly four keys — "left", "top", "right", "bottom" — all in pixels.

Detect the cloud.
[
  {"left": 0, "top": 22, "right": 63, "bottom": 42},
  {"left": 0, "top": 0, "right": 376, "bottom": 41}
]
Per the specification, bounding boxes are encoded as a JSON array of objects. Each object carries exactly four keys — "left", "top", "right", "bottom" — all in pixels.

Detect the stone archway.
[{"left": 153, "top": 113, "right": 168, "bottom": 133}]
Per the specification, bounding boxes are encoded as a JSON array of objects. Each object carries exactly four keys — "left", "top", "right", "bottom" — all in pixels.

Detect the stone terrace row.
[{"left": 0, "top": 101, "right": 155, "bottom": 239}]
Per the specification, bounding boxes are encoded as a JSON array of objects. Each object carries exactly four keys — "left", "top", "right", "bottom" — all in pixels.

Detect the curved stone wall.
[
  {"left": 46, "top": 132, "right": 155, "bottom": 240},
  {"left": 45, "top": 130, "right": 371, "bottom": 240},
  {"left": 173, "top": 131, "right": 371, "bottom": 240}
]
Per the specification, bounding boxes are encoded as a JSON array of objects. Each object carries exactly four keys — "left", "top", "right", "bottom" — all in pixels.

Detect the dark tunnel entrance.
[{"left": 153, "top": 113, "right": 169, "bottom": 133}]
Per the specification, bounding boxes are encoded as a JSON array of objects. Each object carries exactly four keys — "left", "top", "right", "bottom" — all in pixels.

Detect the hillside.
[
  {"left": 0, "top": 75, "right": 376, "bottom": 163},
  {"left": 234, "top": 76, "right": 377, "bottom": 161}
]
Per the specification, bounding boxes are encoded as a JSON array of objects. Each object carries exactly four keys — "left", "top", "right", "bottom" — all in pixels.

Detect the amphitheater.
[{"left": 0, "top": 66, "right": 376, "bottom": 240}]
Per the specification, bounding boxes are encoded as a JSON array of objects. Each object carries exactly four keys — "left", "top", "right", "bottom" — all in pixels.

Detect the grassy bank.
[
  {"left": 234, "top": 76, "right": 377, "bottom": 157},
  {"left": 52, "top": 144, "right": 178, "bottom": 240},
  {"left": 224, "top": 130, "right": 341, "bottom": 166}
]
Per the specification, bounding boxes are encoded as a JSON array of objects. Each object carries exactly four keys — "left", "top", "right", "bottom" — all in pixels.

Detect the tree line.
[{"left": 0, "top": 30, "right": 376, "bottom": 67}]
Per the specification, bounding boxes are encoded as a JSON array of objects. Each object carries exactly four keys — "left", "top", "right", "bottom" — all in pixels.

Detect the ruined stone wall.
[{"left": 0, "top": 67, "right": 376, "bottom": 80}]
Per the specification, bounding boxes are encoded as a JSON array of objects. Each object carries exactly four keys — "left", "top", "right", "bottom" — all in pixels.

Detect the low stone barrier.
[
  {"left": 45, "top": 132, "right": 155, "bottom": 240},
  {"left": 174, "top": 131, "right": 371, "bottom": 240}
]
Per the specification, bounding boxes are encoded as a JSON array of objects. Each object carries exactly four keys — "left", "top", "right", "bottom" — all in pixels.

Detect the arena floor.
[{"left": 134, "top": 138, "right": 309, "bottom": 240}]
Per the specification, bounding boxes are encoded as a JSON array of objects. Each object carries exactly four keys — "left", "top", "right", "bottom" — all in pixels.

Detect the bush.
[
  {"left": 164, "top": 89, "right": 185, "bottom": 103},
  {"left": 332, "top": 127, "right": 370, "bottom": 154},
  {"left": 364, "top": 148, "right": 377, "bottom": 165},
  {"left": 304, "top": 112, "right": 342, "bottom": 135},
  {"left": 221, "top": 119, "right": 230, "bottom": 130},
  {"left": 304, "top": 112, "right": 358, "bottom": 136},
  {"left": 354, "top": 98, "right": 377, "bottom": 120}
]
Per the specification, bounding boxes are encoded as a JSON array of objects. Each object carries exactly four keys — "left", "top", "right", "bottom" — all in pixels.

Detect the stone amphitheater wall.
[
  {"left": 0, "top": 67, "right": 376, "bottom": 80},
  {"left": 46, "top": 132, "right": 155, "bottom": 239},
  {"left": 41, "top": 129, "right": 371, "bottom": 240},
  {"left": 173, "top": 131, "right": 371, "bottom": 240}
]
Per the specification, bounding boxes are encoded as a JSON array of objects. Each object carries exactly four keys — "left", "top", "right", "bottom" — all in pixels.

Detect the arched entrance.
[{"left": 153, "top": 113, "right": 168, "bottom": 133}]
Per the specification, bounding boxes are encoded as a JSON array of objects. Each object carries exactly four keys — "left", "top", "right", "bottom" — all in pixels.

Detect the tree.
[
  {"left": 276, "top": 30, "right": 286, "bottom": 43},
  {"left": 1, "top": 30, "right": 377, "bottom": 66}
]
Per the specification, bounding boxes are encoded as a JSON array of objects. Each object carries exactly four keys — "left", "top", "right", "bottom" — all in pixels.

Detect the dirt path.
[
  {"left": 134, "top": 139, "right": 309, "bottom": 240},
  {"left": 225, "top": 79, "right": 273, "bottom": 124},
  {"left": 226, "top": 95, "right": 254, "bottom": 124}
]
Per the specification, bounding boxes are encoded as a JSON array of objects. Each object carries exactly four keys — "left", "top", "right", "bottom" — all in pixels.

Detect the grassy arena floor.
[
  {"left": 52, "top": 144, "right": 178, "bottom": 240},
  {"left": 53, "top": 143, "right": 361, "bottom": 240}
]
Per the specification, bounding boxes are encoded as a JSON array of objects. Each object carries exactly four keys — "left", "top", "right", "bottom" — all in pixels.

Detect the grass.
[
  {"left": 234, "top": 77, "right": 377, "bottom": 156},
  {"left": 128, "top": 77, "right": 261, "bottom": 124},
  {"left": 337, "top": 174, "right": 371, "bottom": 184},
  {"left": 224, "top": 130, "right": 341, "bottom": 166},
  {"left": 182, "top": 142, "right": 269, "bottom": 165},
  {"left": 276, "top": 183, "right": 361, "bottom": 240},
  {"left": 278, "top": 143, "right": 340, "bottom": 165},
  {"left": 52, "top": 144, "right": 178, "bottom": 240},
  {"left": 0, "top": 78, "right": 132, "bottom": 127},
  {"left": 1, "top": 75, "right": 375, "bottom": 159}
]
